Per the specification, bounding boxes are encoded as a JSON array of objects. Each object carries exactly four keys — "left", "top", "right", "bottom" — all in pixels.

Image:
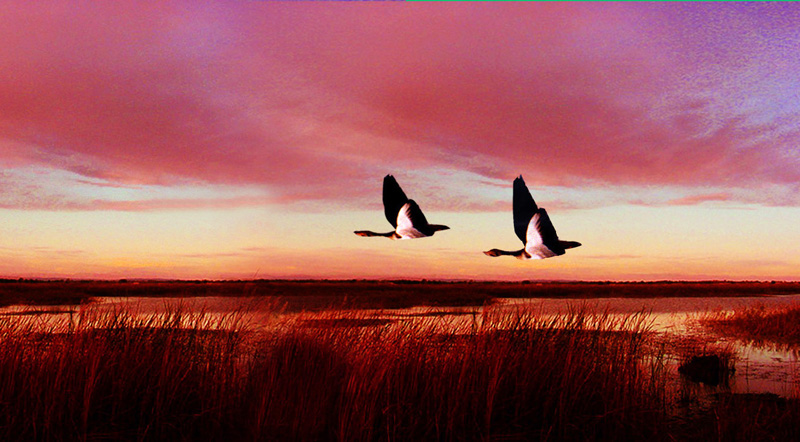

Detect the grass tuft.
[{"left": 700, "top": 304, "right": 800, "bottom": 349}]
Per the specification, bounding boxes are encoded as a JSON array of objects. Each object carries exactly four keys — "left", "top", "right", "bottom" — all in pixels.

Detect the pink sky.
[{"left": 1, "top": 3, "right": 799, "bottom": 280}]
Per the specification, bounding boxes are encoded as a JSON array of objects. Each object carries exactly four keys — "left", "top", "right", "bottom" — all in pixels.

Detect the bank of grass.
[
  {"left": 700, "top": 303, "right": 800, "bottom": 348},
  {"left": 0, "top": 308, "right": 247, "bottom": 441},
  {"left": 248, "top": 308, "right": 666, "bottom": 441},
  {"left": 684, "top": 392, "right": 800, "bottom": 441},
  {"left": 1, "top": 305, "right": 798, "bottom": 441},
  {"left": 3, "top": 280, "right": 800, "bottom": 310},
  {"left": 0, "top": 305, "right": 669, "bottom": 441}
]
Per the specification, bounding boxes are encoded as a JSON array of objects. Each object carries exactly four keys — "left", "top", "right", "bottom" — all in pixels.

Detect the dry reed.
[
  {"left": 700, "top": 303, "right": 800, "bottom": 348},
  {"left": 3, "top": 302, "right": 794, "bottom": 441}
]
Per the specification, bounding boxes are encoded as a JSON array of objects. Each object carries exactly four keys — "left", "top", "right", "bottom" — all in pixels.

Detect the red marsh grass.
[
  {"left": 700, "top": 303, "right": 800, "bottom": 349},
  {"left": 678, "top": 392, "right": 800, "bottom": 442},
  {"left": 244, "top": 307, "right": 665, "bottom": 441},
  {"left": 3, "top": 302, "right": 799, "bottom": 441},
  {"left": 0, "top": 304, "right": 669, "bottom": 441},
  {"left": 0, "top": 307, "right": 248, "bottom": 441}
]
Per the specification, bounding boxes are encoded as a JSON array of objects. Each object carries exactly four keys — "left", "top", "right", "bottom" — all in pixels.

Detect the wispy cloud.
[
  {"left": 667, "top": 193, "right": 731, "bottom": 206},
  {"left": 582, "top": 254, "right": 643, "bottom": 260},
  {"left": 1, "top": 3, "right": 799, "bottom": 212}
]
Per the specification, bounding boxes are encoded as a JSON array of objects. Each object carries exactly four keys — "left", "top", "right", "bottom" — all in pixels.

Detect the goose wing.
[
  {"left": 396, "top": 200, "right": 429, "bottom": 239},
  {"left": 525, "top": 208, "right": 564, "bottom": 259},
  {"left": 383, "top": 175, "right": 409, "bottom": 228},
  {"left": 513, "top": 175, "right": 538, "bottom": 245}
]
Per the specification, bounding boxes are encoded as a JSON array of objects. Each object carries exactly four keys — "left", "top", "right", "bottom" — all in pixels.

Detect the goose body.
[
  {"left": 355, "top": 175, "right": 449, "bottom": 240},
  {"left": 484, "top": 175, "right": 581, "bottom": 260}
]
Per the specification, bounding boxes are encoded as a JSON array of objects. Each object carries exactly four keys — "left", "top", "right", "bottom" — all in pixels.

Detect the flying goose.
[
  {"left": 355, "top": 175, "right": 449, "bottom": 240},
  {"left": 484, "top": 175, "right": 581, "bottom": 259}
]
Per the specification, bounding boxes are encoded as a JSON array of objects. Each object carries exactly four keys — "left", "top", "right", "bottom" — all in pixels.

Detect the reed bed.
[
  {"left": 3, "top": 303, "right": 795, "bottom": 441},
  {"left": 0, "top": 306, "right": 248, "bottom": 441},
  {"left": 243, "top": 307, "right": 665, "bottom": 441},
  {"left": 673, "top": 392, "right": 800, "bottom": 442},
  {"left": 0, "top": 305, "right": 664, "bottom": 441},
  {"left": 700, "top": 303, "right": 800, "bottom": 348}
]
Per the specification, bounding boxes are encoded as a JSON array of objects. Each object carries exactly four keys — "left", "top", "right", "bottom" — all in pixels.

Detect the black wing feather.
[
  {"left": 534, "top": 208, "right": 565, "bottom": 254},
  {"left": 403, "top": 200, "right": 432, "bottom": 231},
  {"left": 513, "top": 175, "right": 538, "bottom": 244},
  {"left": 383, "top": 175, "right": 409, "bottom": 228}
]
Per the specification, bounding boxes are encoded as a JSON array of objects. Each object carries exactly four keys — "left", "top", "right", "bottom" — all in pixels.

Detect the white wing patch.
[
  {"left": 395, "top": 203, "right": 426, "bottom": 239},
  {"left": 524, "top": 213, "right": 557, "bottom": 259}
]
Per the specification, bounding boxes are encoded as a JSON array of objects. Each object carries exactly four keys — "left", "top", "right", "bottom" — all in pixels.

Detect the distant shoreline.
[
  {"left": 2, "top": 279, "right": 799, "bottom": 310},
  {"left": 2, "top": 278, "right": 797, "bottom": 284}
]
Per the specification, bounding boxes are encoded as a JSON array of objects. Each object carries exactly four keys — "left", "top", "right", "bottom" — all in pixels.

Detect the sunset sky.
[{"left": 2, "top": 3, "right": 799, "bottom": 281}]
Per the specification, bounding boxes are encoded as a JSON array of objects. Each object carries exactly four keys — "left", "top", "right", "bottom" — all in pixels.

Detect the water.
[
  {"left": 498, "top": 296, "right": 800, "bottom": 396},
  {"left": 3, "top": 293, "right": 800, "bottom": 397}
]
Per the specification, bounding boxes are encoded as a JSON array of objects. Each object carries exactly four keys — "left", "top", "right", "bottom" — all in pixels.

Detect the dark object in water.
[{"left": 679, "top": 355, "right": 730, "bottom": 386}]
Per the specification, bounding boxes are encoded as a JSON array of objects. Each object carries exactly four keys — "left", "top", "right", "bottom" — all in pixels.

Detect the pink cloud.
[
  {"left": 251, "top": 4, "right": 800, "bottom": 188},
  {"left": 0, "top": 3, "right": 798, "bottom": 211},
  {"left": 667, "top": 193, "right": 732, "bottom": 206},
  {"left": 0, "top": 193, "right": 277, "bottom": 212},
  {"left": 0, "top": 4, "right": 371, "bottom": 198}
]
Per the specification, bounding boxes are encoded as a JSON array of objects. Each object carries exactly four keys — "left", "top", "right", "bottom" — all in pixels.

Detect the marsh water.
[{"left": 4, "top": 293, "right": 800, "bottom": 398}]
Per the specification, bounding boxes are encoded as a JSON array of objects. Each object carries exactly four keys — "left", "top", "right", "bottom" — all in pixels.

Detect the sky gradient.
[{"left": 2, "top": 3, "right": 799, "bottom": 281}]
